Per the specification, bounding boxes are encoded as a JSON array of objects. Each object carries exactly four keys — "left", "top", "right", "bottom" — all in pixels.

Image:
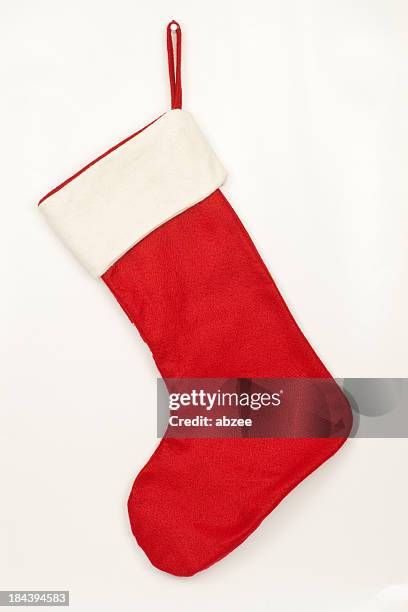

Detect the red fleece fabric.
[{"left": 102, "top": 189, "right": 353, "bottom": 576}]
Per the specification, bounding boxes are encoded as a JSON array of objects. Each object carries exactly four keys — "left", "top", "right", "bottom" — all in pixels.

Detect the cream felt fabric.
[{"left": 40, "top": 110, "right": 226, "bottom": 277}]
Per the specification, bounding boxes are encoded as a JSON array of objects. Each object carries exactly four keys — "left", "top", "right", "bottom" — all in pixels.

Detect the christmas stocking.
[{"left": 39, "top": 21, "right": 352, "bottom": 576}]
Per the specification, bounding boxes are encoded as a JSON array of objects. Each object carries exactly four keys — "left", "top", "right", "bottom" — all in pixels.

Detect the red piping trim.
[{"left": 38, "top": 115, "right": 162, "bottom": 206}]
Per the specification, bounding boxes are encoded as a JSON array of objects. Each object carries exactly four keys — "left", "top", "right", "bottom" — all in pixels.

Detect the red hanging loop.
[{"left": 167, "top": 21, "right": 182, "bottom": 109}]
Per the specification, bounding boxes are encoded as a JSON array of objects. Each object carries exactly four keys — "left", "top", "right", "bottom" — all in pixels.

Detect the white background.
[{"left": 1, "top": 0, "right": 407, "bottom": 610}]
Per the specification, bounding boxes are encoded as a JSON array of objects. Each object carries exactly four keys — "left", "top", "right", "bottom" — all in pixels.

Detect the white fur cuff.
[{"left": 40, "top": 110, "right": 226, "bottom": 277}]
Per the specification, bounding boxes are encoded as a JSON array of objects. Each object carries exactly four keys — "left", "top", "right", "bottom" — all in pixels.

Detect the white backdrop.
[{"left": 1, "top": 1, "right": 407, "bottom": 610}]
